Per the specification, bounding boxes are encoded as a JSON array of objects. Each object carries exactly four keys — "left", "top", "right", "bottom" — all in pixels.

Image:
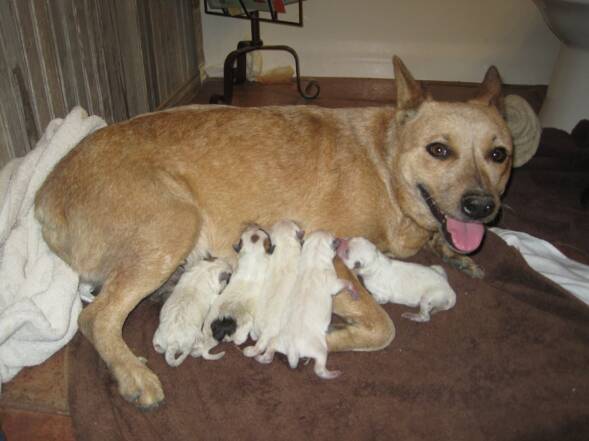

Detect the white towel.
[
  {"left": 491, "top": 227, "right": 589, "bottom": 306},
  {"left": 0, "top": 107, "right": 106, "bottom": 391}
]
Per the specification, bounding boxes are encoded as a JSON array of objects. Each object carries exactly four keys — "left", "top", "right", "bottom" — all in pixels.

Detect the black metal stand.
[{"left": 209, "top": 14, "right": 320, "bottom": 104}]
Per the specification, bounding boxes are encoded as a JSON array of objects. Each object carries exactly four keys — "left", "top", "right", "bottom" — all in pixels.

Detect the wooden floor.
[{"left": 0, "top": 76, "right": 546, "bottom": 441}]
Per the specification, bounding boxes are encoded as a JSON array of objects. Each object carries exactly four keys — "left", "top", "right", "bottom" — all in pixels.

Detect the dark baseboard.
[{"left": 193, "top": 77, "right": 547, "bottom": 114}]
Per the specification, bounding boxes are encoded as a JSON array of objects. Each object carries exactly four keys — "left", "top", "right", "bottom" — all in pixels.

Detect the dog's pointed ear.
[
  {"left": 472, "top": 65, "right": 505, "bottom": 113},
  {"left": 393, "top": 56, "right": 426, "bottom": 124}
]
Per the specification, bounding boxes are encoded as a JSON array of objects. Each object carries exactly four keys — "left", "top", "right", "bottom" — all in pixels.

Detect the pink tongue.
[{"left": 446, "top": 218, "right": 485, "bottom": 253}]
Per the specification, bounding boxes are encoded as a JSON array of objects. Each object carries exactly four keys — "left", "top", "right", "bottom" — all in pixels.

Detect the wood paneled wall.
[{"left": 0, "top": 0, "right": 204, "bottom": 167}]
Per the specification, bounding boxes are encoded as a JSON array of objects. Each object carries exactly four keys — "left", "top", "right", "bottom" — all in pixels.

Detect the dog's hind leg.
[
  {"left": 327, "top": 258, "right": 395, "bottom": 352},
  {"left": 78, "top": 204, "right": 201, "bottom": 409}
]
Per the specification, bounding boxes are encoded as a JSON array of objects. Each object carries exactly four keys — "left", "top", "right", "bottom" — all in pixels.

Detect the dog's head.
[{"left": 390, "top": 56, "right": 513, "bottom": 254}]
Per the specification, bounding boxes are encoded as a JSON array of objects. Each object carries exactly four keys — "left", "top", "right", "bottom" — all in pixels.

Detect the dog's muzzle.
[
  {"left": 418, "top": 184, "right": 486, "bottom": 254},
  {"left": 461, "top": 192, "right": 496, "bottom": 220}
]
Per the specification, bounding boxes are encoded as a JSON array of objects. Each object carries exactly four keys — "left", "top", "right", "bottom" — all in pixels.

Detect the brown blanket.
[{"left": 69, "top": 129, "right": 589, "bottom": 441}]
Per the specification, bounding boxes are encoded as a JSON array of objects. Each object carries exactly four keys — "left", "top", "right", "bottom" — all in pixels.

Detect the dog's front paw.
[
  {"left": 442, "top": 254, "right": 484, "bottom": 279},
  {"left": 428, "top": 233, "right": 484, "bottom": 278},
  {"left": 112, "top": 360, "right": 164, "bottom": 410}
]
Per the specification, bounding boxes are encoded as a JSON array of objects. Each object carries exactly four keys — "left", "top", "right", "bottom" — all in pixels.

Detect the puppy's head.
[
  {"left": 233, "top": 224, "right": 275, "bottom": 256},
  {"left": 302, "top": 230, "right": 338, "bottom": 260},
  {"left": 210, "top": 317, "right": 237, "bottom": 342},
  {"left": 200, "top": 258, "right": 233, "bottom": 293},
  {"left": 336, "top": 237, "right": 378, "bottom": 273},
  {"left": 270, "top": 219, "right": 305, "bottom": 248},
  {"left": 390, "top": 56, "right": 513, "bottom": 254}
]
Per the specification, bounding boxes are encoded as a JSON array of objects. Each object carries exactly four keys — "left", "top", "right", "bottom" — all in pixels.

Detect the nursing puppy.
[
  {"left": 35, "top": 56, "right": 513, "bottom": 408},
  {"left": 257, "top": 231, "right": 351, "bottom": 379},
  {"left": 338, "top": 237, "right": 456, "bottom": 322},
  {"left": 203, "top": 225, "right": 273, "bottom": 346},
  {"left": 153, "top": 255, "right": 232, "bottom": 366},
  {"left": 243, "top": 219, "right": 304, "bottom": 359}
]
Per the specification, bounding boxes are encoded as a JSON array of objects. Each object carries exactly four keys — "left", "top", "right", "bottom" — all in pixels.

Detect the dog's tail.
[{"left": 211, "top": 316, "right": 237, "bottom": 342}]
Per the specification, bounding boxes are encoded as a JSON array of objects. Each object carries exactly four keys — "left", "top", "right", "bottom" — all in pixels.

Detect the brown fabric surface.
[{"left": 69, "top": 131, "right": 589, "bottom": 441}]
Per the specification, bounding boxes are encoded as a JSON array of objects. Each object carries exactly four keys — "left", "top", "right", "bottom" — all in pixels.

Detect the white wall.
[{"left": 201, "top": 0, "right": 560, "bottom": 84}]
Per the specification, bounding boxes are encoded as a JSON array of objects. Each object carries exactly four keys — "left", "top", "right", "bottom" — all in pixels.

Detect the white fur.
[
  {"left": 243, "top": 220, "right": 303, "bottom": 359},
  {"left": 152, "top": 257, "right": 232, "bottom": 366},
  {"left": 339, "top": 237, "right": 456, "bottom": 322},
  {"left": 202, "top": 225, "right": 272, "bottom": 345},
  {"left": 257, "top": 230, "right": 348, "bottom": 379}
]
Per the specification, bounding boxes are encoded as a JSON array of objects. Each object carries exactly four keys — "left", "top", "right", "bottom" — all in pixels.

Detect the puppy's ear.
[
  {"left": 233, "top": 239, "right": 243, "bottom": 253},
  {"left": 471, "top": 65, "right": 505, "bottom": 114},
  {"left": 393, "top": 56, "right": 427, "bottom": 125},
  {"left": 203, "top": 252, "right": 216, "bottom": 262},
  {"left": 263, "top": 237, "right": 275, "bottom": 255},
  {"left": 332, "top": 238, "right": 342, "bottom": 251},
  {"left": 218, "top": 271, "right": 232, "bottom": 285}
]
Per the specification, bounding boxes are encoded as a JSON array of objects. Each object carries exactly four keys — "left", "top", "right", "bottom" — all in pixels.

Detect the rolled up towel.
[{"left": 504, "top": 94, "right": 541, "bottom": 168}]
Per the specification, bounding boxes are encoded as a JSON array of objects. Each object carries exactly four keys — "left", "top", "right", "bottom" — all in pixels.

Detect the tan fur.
[{"left": 34, "top": 57, "right": 512, "bottom": 408}]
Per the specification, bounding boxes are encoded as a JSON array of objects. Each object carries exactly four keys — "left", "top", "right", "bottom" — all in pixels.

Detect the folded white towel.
[
  {"left": 491, "top": 227, "right": 589, "bottom": 306},
  {"left": 0, "top": 107, "right": 106, "bottom": 390}
]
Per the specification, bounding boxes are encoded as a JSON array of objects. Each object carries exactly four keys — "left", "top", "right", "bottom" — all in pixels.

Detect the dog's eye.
[
  {"left": 426, "top": 142, "right": 451, "bottom": 160},
  {"left": 490, "top": 147, "right": 508, "bottom": 163}
]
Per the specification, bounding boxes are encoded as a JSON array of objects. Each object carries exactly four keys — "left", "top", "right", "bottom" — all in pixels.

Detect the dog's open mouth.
[{"left": 418, "top": 184, "right": 485, "bottom": 254}]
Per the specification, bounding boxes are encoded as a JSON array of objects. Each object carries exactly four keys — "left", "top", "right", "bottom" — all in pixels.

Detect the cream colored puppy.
[
  {"left": 203, "top": 225, "right": 273, "bottom": 346},
  {"left": 152, "top": 255, "right": 232, "bottom": 366},
  {"left": 257, "top": 230, "right": 350, "bottom": 379},
  {"left": 243, "top": 220, "right": 304, "bottom": 359},
  {"left": 337, "top": 237, "right": 456, "bottom": 322}
]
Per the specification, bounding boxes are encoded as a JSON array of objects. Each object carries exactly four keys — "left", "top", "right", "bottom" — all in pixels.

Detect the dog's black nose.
[
  {"left": 211, "top": 317, "right": 237, "bottom": 342},
  {"left": 461, "top": 193, "right": 495, "bottom": 220}
]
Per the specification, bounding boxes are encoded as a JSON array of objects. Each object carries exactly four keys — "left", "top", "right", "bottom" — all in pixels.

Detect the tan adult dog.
[{"left": 35, "top": 57, "right": 513, "bottom": 408}]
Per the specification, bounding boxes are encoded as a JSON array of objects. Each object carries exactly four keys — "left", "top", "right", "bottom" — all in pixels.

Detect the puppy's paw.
[
  {"left": 255, "top": 350, "right": 275, "bottom": 364},
  {"left": 232, "top": 318, "right": 253, "bottom": 345},
  {"left": 401, "top": 312, "right": 429, "bottom": 322},
  {"left": 315, "top": 367, "right": 341, "bottom": 380},
  {"left": 243, "top": 345, "right": 259, "bottom": 358},
  {"left": 112, "top": 360, "right": 164, "bottom": 410}
]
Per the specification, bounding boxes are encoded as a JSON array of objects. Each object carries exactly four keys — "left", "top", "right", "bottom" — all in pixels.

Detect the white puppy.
[
  {"left": 258, "top": 230, "right": 350, "bottom": 379},
  {"left": 243, "top": 220, "right": 304, "bottom": 359},
  {"left": 203, "top": 225, "right": 273, "bottom": 346},
  {"left": 153, "top": 255, "right": 232, "bottom": 366},
  {"left": 337, "top": 237, "right": 456, "bottom": 322}
]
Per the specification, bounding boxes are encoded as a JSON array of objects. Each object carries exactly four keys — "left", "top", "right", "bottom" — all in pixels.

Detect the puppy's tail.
[
  {"left": 164, "top": 344, "right": 190, "bottom": 367},
  {"left": 190, "top": 336, "right": 225, "bottom": 360},
  {"left": 211, "top": 317, "right": 237, "bottom": 342}
]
